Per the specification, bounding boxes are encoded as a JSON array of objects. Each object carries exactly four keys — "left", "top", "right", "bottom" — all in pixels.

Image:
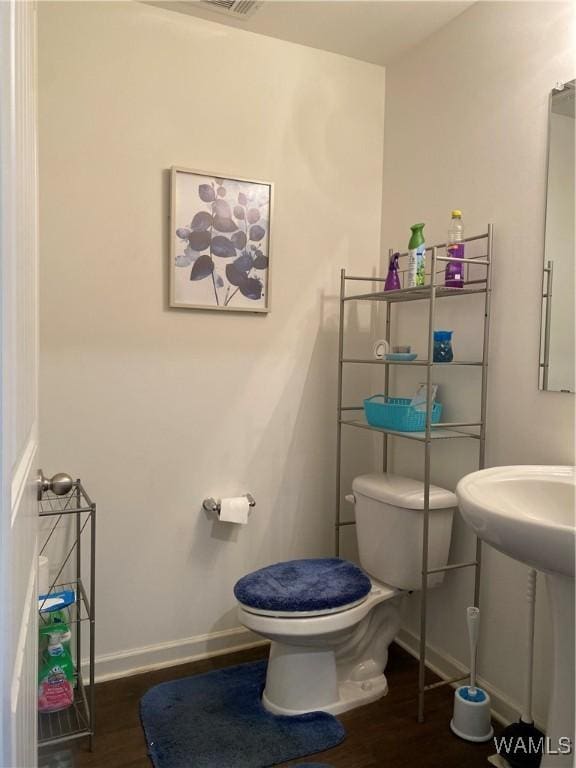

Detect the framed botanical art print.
[{"left": 170, "top": 167, "right": 273, "bottom": 312}]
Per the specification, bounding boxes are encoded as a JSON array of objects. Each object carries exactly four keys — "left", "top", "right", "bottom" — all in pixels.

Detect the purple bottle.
[
  {"left": 445, "top": 210, "right": 465, "bottom": 288},
  {"left": 384, "top": 252, "right": 401, "bottom": 291}
]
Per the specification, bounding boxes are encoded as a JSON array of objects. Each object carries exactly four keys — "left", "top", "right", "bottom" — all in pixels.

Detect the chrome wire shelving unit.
[
  {"left": 38, "top": 481, "right": 96, "bottom": 751},
  {"left": 334, "top": 224, "right": 493, "bottom": 723}
]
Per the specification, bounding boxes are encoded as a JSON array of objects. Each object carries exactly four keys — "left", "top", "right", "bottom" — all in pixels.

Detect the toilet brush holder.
[{"left": 450, "top": 686, "right": 494, "bottom": 742}]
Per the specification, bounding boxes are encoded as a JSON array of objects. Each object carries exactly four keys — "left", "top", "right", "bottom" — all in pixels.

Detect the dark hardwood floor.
[{"left": 42, "top": 643, "right": 499, "bottom": 768}]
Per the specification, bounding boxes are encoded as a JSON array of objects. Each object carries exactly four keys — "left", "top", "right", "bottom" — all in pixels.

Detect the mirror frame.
[{"left": 539, "top": 78, "right": 575, "bottom": 393}]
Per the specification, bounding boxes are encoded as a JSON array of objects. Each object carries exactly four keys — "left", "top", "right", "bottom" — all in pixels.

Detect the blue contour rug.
[{"left": 140, "top": 660, "right": 345, "bottom": 768}]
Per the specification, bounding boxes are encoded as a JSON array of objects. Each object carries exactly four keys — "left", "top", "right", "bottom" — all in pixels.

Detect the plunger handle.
[{"left": 467, "top": 606, "right": 480, "bottom": 694}]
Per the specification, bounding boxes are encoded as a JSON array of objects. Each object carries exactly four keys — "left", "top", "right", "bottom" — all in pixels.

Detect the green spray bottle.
[{"left": 407, "top": 223, "right": 426, "bottom": 287}]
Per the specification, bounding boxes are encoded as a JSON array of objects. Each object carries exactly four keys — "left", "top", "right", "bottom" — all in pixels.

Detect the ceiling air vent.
[{"left": 200, "top": 0, "right": 262, "bottom": 19}]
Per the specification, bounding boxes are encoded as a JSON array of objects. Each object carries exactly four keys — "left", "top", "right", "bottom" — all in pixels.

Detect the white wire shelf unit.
[
  {"left": 38, "top": 482, "right": 96, "bottom": 751},
  {"left": 334, "top": 224, "right": 493, "bottom": 723}
]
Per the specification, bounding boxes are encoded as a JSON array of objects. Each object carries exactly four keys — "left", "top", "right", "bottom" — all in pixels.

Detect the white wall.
[
  {"left": 380, "top": 1, "right": 575, "bottom": 726},
  {"left": 38, "top": 2, "right": 385, "bottom": 676}
]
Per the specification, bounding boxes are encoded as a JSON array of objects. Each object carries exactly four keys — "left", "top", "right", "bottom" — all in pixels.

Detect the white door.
[{"left": 0, "top": 1, "right": 39, "bottom": 766}]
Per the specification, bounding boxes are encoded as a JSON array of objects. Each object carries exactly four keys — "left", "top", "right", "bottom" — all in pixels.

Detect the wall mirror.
[{"left": 539, "top": 79, "right": 575, "bottom": 393}]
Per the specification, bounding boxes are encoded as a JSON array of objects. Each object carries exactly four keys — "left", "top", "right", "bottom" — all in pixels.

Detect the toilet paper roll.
[
  {"left": 38, "top": 555, "right": 50, "bottom": 596},
  {"left": 219, "top": 497, "right": 250, "bottom": 525}
]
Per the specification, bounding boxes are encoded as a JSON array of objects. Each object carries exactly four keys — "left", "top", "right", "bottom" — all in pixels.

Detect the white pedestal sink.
[{"left": 456, "top": 465, "right": 575, "bottom": 767}]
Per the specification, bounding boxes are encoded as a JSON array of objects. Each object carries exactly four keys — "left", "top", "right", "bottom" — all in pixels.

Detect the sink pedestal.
[{"left": 543, "top": 574, "right": 575, "bottom": 767}]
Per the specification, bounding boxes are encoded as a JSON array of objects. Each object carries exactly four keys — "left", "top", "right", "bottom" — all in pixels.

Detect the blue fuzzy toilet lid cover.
[{"left": 234, "top": 558, "right": 372, "bottom": 613}]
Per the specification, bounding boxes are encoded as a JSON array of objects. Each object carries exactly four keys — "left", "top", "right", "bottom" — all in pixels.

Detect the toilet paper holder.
[{"left": 202, "top": 494, "right": 256, "bottom": 515}]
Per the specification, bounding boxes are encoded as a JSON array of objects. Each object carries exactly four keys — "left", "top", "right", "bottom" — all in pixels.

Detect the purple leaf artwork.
[{"left": 171, "top": 169, "right": 271, "bottom": 312}]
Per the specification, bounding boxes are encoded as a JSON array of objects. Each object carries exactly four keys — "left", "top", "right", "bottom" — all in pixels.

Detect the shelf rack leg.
[
  {"left": 382, "top": 252, "right": 393, "bottom": 474},
  {"left": 474, "top": 223, "right": 494, "bottom": 607},
  {"left": 89, "top": 503, "right": 96, "bottom": 750},
  {"left": 75, "top": 483, "right": 82, "bottom": 722},
  {"left": 335, "top": 268, "right": 346, "bottom": 557},
  {"left": 418, "top": 246, "right": 438, "bottom": 723}
]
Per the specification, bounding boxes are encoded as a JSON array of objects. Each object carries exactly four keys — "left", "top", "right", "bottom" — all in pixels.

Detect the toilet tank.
[{"left": 351, "top": 473, "right": 456, "bottom": 591}]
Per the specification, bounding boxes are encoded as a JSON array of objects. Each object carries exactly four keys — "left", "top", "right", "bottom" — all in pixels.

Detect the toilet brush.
[
  {"left": 490, "top": 569, "right": 544, "bottom": 768},
  {"left": 450, "top": 606, "right": 494, "bottom": 742}
]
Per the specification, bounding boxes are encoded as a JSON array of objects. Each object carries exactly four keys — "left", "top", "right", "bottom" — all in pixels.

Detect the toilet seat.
[
  {"left": 238, "top": 593, "right": 369, "bottom": 618},
  {"left": 238, "top": 580, "right": 400, "bottom": 640}
]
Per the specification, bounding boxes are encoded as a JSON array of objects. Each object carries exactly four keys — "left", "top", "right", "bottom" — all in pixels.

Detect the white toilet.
[{"left": 235, "top": 473, "right": 456, "bottom": 716}]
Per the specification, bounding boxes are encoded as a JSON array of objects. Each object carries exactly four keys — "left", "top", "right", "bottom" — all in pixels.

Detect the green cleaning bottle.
[{"left": 407, "top": 223, "right": 426, "bottom": 287}]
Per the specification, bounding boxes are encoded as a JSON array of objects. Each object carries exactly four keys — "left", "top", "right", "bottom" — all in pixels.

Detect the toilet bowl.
[
  {"left": 235, "top": 473, "right": 456, "bottom": 716},
  {"left": 238, "top": 568, "right": 402, "bottom": 715}
]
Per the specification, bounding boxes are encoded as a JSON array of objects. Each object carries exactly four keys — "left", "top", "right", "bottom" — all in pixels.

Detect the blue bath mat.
[{"left": 140, "top": 660, "right": 345, "bottom": 768}]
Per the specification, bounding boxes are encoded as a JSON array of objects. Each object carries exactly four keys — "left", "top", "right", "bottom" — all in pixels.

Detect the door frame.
[{"left": 0, "top": 1, "right": 40, "bottom": 764}]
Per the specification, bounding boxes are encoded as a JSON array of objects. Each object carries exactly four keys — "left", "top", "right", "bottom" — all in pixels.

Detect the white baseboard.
[
  {"left": 395, "top": 628, "right": 544, "bottom": 731},
  {"left": 83, "top": 626, "right": 268, "bottom": 683}
]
